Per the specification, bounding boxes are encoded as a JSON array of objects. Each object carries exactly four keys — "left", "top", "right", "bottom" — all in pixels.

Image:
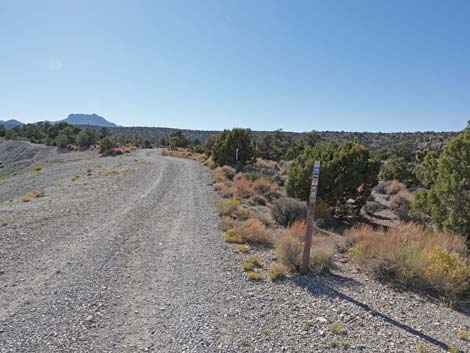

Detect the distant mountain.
[
  {"left": 59, "top": 113, "right": 118, "bottom": 127},
  {"left": 0, "top": 119, "right": 24, "bottom": 128}
]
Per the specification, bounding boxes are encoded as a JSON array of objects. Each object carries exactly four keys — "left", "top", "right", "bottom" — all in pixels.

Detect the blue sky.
[{"left": 1, "top": 0, "right": 469, "bottom": 132}]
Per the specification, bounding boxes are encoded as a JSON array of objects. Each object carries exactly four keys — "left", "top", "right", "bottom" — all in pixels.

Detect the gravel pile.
[{"left": 0, "top": 144, "right": 469, "bottom": 352}]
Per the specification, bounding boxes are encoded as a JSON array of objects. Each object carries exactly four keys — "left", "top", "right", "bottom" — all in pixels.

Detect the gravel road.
[{"left": 1, "top": 141, "right": 470, "bottom": 353}]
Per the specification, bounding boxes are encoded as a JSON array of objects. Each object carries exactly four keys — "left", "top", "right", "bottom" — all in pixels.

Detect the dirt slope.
[{"left": 1, "top": 146, "right": 469, "bottom": 353}]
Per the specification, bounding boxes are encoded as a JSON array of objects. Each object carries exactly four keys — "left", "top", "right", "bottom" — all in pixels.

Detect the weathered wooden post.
[{"left": 301, "top": 160, "right": 321, "bottom": 274}]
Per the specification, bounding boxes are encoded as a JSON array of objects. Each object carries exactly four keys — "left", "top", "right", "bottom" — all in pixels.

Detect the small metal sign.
[{"left": 301, "top": 160, "right": 321, "bottom": 274}]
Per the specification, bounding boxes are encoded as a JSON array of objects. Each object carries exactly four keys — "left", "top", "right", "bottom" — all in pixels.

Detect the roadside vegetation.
[{"left": 160, "top": 123, "right": 470, "bottom": 308}]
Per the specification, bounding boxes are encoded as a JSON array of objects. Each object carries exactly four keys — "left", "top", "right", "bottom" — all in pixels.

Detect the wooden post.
[{"left": 301, "top": 161, "right": 321, "bottom": 274}]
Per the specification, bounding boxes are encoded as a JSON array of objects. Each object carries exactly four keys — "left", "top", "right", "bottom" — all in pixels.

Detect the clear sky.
[{"left": 1, "top": 0, "right": 469, "bottom": 132}]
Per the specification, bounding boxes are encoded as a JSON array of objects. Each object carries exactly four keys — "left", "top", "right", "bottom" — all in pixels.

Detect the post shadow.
[{"left": 290, "top": 275, "right": 459, "bottom": 352}]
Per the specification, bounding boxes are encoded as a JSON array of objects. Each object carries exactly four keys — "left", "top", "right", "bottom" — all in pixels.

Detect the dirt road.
[{"left": 1, "top": 143, "right": 469, "bottom": 353}]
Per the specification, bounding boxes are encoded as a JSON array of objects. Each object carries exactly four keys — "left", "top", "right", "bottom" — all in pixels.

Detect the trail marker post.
[{"left": 301, "top": 160, "right": 321, "bottom": 274}]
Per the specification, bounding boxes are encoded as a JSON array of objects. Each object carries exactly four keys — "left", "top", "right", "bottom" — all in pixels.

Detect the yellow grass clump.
[{"left": 345, "top": 223, "right": 470, "bottom": 303}]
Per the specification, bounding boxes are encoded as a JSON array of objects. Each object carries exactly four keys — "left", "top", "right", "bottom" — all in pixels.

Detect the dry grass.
[
  {"left": 203, "top": 156, "right": 216, "bottom": 169},
  {"left": 387, "top": 180, "right": 406, "bottom": 195},
  {"left": 276, "top": 235, "right": 303, "bottom": 270},
  {"left": 213, "top": 166, "right": 236, "bottom": 182},
  {"left": 276, "top": 222, "right": 337, "bottom": 273},
  {"left": 20, "top": 191, "right": 44, "bottom": 202},
  {"left": 213, "top": 181, "right": 233, "bottom": 198},
  {"left": 310, "top": 236, "right": 336, "bottom": 273},
  {"left": 230, "top": 177, "right": 253, "bottom": 199},
  {"left": 279, "top": 220, "right": 306, "bottom": 242},
  {"left": 161, "top": 148, "right": 208, "bottom": 163},
  {"left": 345, "top": 223, "right": 470, "bottom": 303},
  {"left": 390, "top": 189, "right": 416, "bottom": 219},
  {"left": 255, "top": 157, "right": 279, "bottom": 170},
  {"left": 252, "top": 177, "right": 277, "bottom": 195},
  {"left": 231, "top": 218, "right": 272, "bottom": 246},
  {"left": 216, "top": 198, "right": 240, "bottom": 216},
  {"left": 268, "top": 263, "right": 287, "bottom": 281},
  {"left": 246, "top": 271, "right": 264, "bottom": 281}
]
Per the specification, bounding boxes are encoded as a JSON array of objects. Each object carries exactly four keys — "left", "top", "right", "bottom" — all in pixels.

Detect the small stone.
[{"left": 316, "top": 317, "right": 328, "bottom": 324}]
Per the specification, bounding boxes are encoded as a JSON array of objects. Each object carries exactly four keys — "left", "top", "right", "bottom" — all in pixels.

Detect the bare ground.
[{"left": 1, "top": 140, "right": 469, "bottom": 353}]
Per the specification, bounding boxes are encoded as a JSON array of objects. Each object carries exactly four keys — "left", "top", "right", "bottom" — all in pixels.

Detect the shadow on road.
[{"left": 290, "top": 274, "right": 458, "bottom": 352}]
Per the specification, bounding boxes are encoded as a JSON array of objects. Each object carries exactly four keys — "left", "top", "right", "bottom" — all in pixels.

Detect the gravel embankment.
[{"left": 1, "top": 140, "right": 469, "bottom": 353}]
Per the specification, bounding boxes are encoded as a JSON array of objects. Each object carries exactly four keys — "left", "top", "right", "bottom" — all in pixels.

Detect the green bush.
[
  {"left": 99, "top": 136, "right": 115, "bottom": 154},
  {"left": 76, "top": 129, "right": 98, "bottom": 148},
  {"left": 379, "top": 157, "right": 417, "bottom": 186},
  {"left": 285, "top": 142, "right": 379, "bottom": 217},
  {"left": 271, "top": 197, "right": 307, "bottom": 227},
  {"left": 211, "top": 128, "right": 256, "bottom": 168},
  {"left": 413, "top": 129, "right": 470, "bottom": 238}
]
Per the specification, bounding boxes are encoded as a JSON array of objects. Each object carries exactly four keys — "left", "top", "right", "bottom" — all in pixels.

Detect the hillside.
[
  {"left": 0, "top": 119, "right": 24, "bottom": 129},
  {"left": 59, "top": 113, "right": 118, "bottom": 127}
]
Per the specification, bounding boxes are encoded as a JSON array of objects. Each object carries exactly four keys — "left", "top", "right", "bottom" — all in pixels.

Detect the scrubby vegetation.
[
  {"left": 345, "top": 223, "right": 470, "bottom": 303},
  {"left": 157, "top": 121, "right": 470, "bottom": 307},
  {"left": 285, "top": 142, "right": 380, "bottom": 217}
]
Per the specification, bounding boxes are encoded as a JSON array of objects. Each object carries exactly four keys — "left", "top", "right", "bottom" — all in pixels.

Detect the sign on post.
[{"left": 301, "top": 160, "right": 320, "bottom": 274}]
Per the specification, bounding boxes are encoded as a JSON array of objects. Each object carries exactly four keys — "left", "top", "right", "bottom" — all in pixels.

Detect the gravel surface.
[{"left": 1, "top": 140, "right": 470, "bottom": 353}]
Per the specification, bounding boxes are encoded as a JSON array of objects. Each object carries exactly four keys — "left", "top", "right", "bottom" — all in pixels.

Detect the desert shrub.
[
  {"left": 213, "top": 166, "right": 236, "bottom": 183},
  {"left": 345, "top": 223, "right": 470, "bottom": 303},
  {"left": 329, "top": 321, "right": 346, "bottom": 335},
  {"left": 76, "top": 129, "right": 98, "bottom": 148},
  {"left": 203, "top": 156, "right": 216, "bottom": 169},
  {"left": 216, "top": 198, "right": 240, "bottom": 216},
  {"left": 416, "top": 342, "right": 430, "bottom": 353},
  {"left": 222, "top": 216, "right": 235, "bottom": 231},
  {"left": 230, "top": 177, "right": 253, "bottom": 198},
  {"left": 224, "top": 228, "right": 243, "bottom": 243},
  {"left": 448, "top": 345, "right": 459, "bottom": 353},
  {"left": 221, "top": 165, "right": 237, "bottom": 180},
  {"left": 310, "top": 237, "right": 336, "bottom": 273},
  {"left": 252, "top": 195, "right": 267, "bottom": 206},
  {"left": 252, "top": 177, "right": 277, "bottom": 195},
  {"left": 457, "top": 330, "right": 469, "bottom": 341},
  {"left": 268, "top": 263, "right": 287, "bottom": 280},
  {"left": 387, "top": 180, "right": 406, "bottom": 195},
  {"left": 56, "top": 127, "right": 77, "bottom": 148},
  {"left": 390, "top": 190, "right": 416, "bottom": 220},
  {"left": 242, "top": 257, "right": 263, "bottom": 271},
  {"left": 277, "top": 230, "right": 336, "bottom": 273},
  {"left": 285, "top": 141, "right": 379, "bottom": 217},
  {"left": 280, "top": 220, "right": 306, "bottom": 242},
  {"left": 32, "top": 166, "right": 42, "bottom": 173},
  {"left": 213, "top": 182, "right": 233, "bottom": 198},
  {"left": 99, "top": 136, "right": 115, "bottom": 154},
  {"left": 211, "top": 128, "right": 256, "bottom": 167},
  {"left": 231, "top": 218, "right": 272, "bottom": 245},
  {"left": 246, "top": 271, "right": 264, "bottom": 281},
  {"left": 234, "top": 205, "right": 251, "bottom": 221},
  {"left": 276, "top": 235, "right": 303, "bottom": 269},
  {"left": 271, "top": 197, "right": 307, "bottom": 227}
]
